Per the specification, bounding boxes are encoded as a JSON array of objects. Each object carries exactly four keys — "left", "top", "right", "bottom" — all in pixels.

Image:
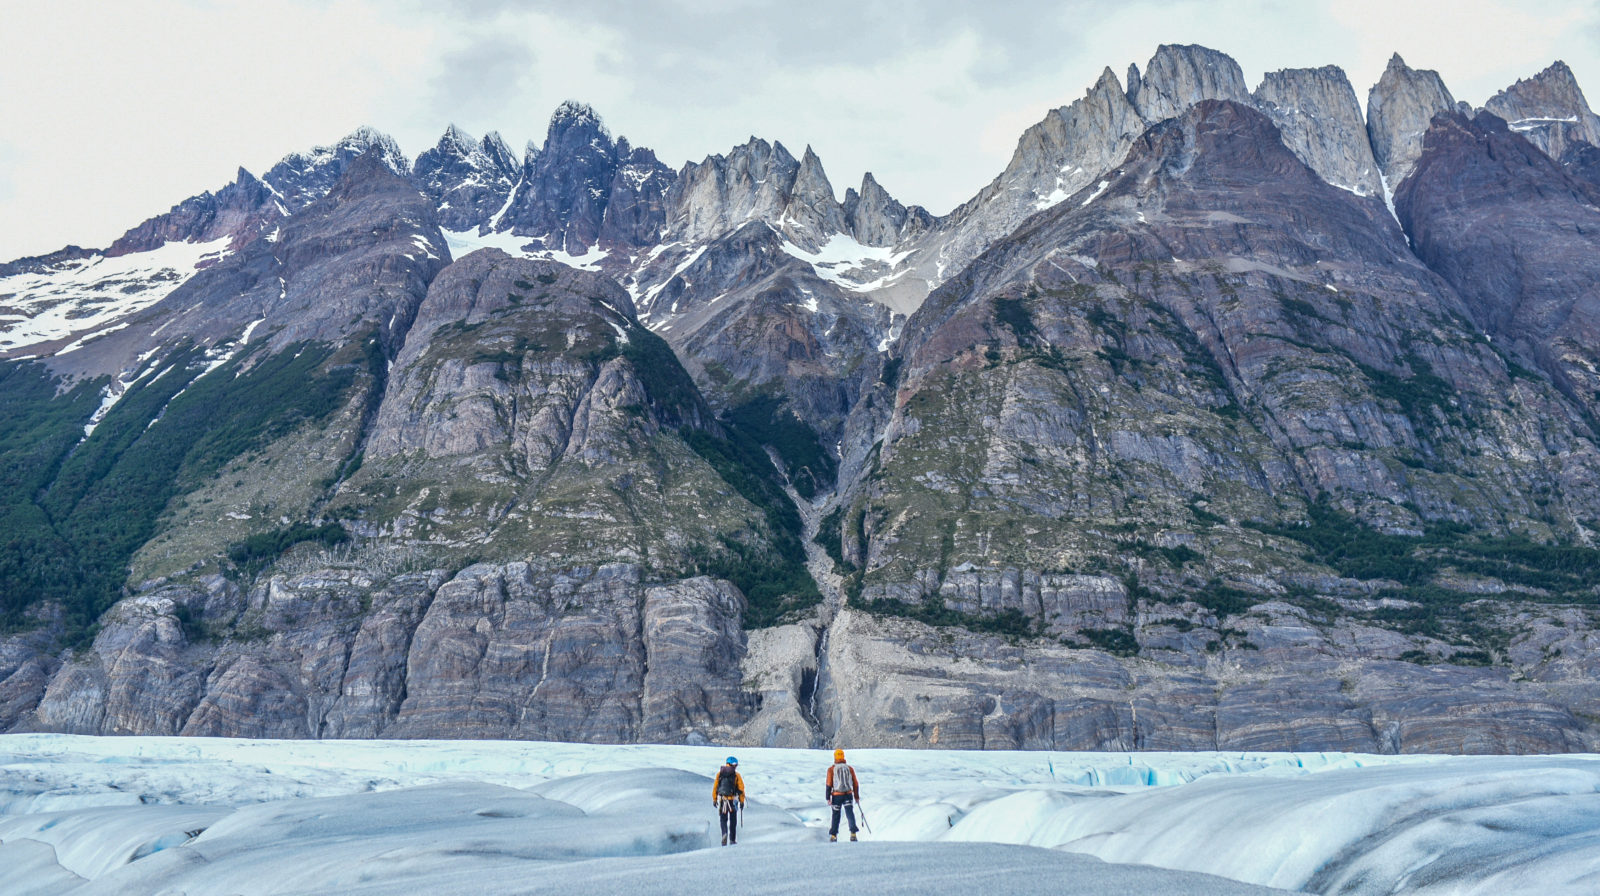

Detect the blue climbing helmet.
[{"left": 726, "top": 756, "right": 738, "bottom": 765}]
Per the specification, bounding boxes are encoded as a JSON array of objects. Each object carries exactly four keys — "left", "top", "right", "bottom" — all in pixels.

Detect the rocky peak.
[
  {"left": 1482, "top": 60, "right": 1600, "bottom": 160},
  {"left": 1130, "top": 44, "right": 1251, "bottom": 123},
  {"left": 413, "top": 125, "right": 521, "bottom": 231},
  {"left": 921, "top": 64, "right": 1146, "bottom": 290},
  {"left": 480, "top": 132, "right": 519, "bottom": 175},
  {"left": 1010, "top": 66, "right": 1145, "bottom": 202},
  {"left": 414, "top": 125, "right": 519, "bottom": 180},
  {"left": 541, "top": 101, "right": 614, "bottom": 160},
  {"left": 548, "top": 100, "right": 608, "bottom": 135},
  {"left": 1253, "top": 65, "right": 1383, "bottom": 196},
  {"left": 1366, "top": 53, "right": 1457, "bottom": 186},
  {"left": 667, "top": 137, "right": 801, "bottom": 244},
  {"left": 780, "top": 145, "right": 849, "bottom": 248},
  {"left": 262, "top": 126, "right": 410, "bottom": 212},
  {"left": 598, "top": 141, "right": 677, "bottom": 249},
  {"left": 496, "top": 103, "right": 623, "bottom": 252},
  {"left": 439, "top": 124, "right": 476, "bottom": 156},
  {"left": 105, "top": 167, "right": 283, "bottom": 257},
  {"left": 844, "top": 172, "right": 911, "bottom": 247}
]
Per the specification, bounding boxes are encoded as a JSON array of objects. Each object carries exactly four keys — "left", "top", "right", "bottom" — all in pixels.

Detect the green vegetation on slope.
[
  {"left": 0, "top": 342, "right": 366, "bottom": 637},
  {"left": 226, "top": 522, "right": 350, "bottom": 578},
  {"left": 0, "top": 362, "right": 107, "bottom": 631},
  {"left": 858, "top": 594, "right": 1042, "bottom": 640},
  {"left": 681, "top": 425, "right": 820, "bottom": 627},
  {"left": 1253, "top": 500, "right": 1600, "bottom": 600},
  {"left": 622, "top": 328, "right": 704, "bottom": 424},
  {"left": 721, "top": 394, "right": 836, "bottom": 500}
]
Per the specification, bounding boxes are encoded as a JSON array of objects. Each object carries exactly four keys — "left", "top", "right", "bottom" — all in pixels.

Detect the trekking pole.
[{"left": 856, "top": 801, "right": 871, "bottom": 834}]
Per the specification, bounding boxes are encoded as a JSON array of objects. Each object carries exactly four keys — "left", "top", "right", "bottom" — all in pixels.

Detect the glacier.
[{"left": 1, "top": 735, "right": 1596, "bottom": 894}]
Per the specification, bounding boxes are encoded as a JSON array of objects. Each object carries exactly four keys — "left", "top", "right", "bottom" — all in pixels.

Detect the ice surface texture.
[{"left": 1, "top": 735, "right": 1597, "bottom": 895}]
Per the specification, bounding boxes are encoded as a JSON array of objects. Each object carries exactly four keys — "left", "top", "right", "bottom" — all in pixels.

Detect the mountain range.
[{"left": 2, "top": 44, "right": 1599, "bottom": 753}]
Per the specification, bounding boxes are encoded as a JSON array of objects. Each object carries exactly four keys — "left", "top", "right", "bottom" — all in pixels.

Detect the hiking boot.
[
  {"left": 850, "top": 833, "right": 858, "bottom": 841},
  {"left": 829, "top": 835, "right": 837, "bottom": 842},
  {"left": 721, "top": 835, "right": 727, "bottom": 846}
]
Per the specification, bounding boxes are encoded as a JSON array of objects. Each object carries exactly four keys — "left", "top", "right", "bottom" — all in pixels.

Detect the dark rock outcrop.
[
  {"left": 106, "top": 168, "right": 283, "bottom": 256},
  {"left": 496, "top": 102, "right": 676, "bottom": 254},
  {"left": 1397, "top": 110, "right": 1600, "bottom": 419},
  {"left": 412, "top": 126, "right": 520, "bottom": 232},
  {"left": 261, "top": 126, "right": 410, "bottom": 213},
  {"left": 1128, "top": 44, "right": 1253, "bottom": 123}
]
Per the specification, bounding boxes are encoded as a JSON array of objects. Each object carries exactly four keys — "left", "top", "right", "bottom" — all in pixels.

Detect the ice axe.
[{"left": 856, "top": 801, "right": 872, "bottom": 834}]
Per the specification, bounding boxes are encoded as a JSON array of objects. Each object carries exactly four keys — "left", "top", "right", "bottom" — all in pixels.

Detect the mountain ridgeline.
[{"left": 2, "top": 45, "right": 1599, "bottom": 752}]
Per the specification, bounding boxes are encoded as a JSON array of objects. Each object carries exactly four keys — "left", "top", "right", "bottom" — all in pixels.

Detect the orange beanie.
[{"left": 833, "top": 749, "right": 845, "bottom": 761}]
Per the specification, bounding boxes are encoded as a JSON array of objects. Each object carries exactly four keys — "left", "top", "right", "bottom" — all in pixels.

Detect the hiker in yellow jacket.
[
  {"left": 824, "top": 749, "right": 861, "bottom": 841},
  {"left": 712, "top": 756, "right": 745, "bottom": 845}
]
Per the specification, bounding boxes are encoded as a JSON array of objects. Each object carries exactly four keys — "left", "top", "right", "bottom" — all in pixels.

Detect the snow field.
[
  {"left": 442, "top": 229, "right": 609, "bottom": 270},
  {"left": 1, "top": 735, "right": 1597, "bottom": 895},
  {"left": 0, "top": 238, "right": 232, "bottom": 352}
]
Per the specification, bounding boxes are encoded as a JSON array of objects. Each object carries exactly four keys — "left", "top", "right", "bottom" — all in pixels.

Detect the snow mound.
[{"left": 780, "top": 233, "right": 912, "bottom": 292}]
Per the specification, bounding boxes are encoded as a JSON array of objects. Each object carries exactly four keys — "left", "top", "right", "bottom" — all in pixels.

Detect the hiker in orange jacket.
[
  {"left": 712, "top": 756, "right": 745, "bottom": 845},
  {"left": 824, "top": 748, "right": 860, "bottom": 841}
]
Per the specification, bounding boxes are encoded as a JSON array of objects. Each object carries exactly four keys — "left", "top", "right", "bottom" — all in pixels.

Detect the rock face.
[
  {"left": 1563, "top": 140, "right": 1600, "bottom": 190},
  {"left": 412, "top": 126, "right": 520, "bottom": 232},
  {"left": 599, "top": 141, "right": 676, "bottom": 249},
  {"left": 1482, "top": 61, "right": 1600, "bottom": 161},
  {"left": 11, "top": 565, "right": 752, "bottom": 742},
  {"left": 379, "top": 565, "right": 750, "bottom": 741},
  {"left": 106, "top": 168, "right": 284, "bottom": 256},
  {"left": 815, "top": 608, "right": 1592, "bottom": 752},
  {"left": 495, "top": 102, "right": 677, "bottom": 254},
  {"left": 5, "top": 47, "right": 1600, "bottom": 754},
  {"left": 1254, "top": 66, "right": 1383, "bottom": 196},
  {"left": 1397, "top": 110, "right": 1600, "bottom": 417},
  {"left": 261, "top": 126, "right": 410, "bottom": 213},
  {"left": 1128, "top": 44, "right": 1253, "bottom": 122},
  {"left": 667, "top": 139, "right": 807, "bottom": 245},
  {"left": 815, "top": 100, "right": 1600, "bottom": 751},
  {"left": 498, "top": 102, "right": 620, "bottom": 252},
  {"left": 933, "top": 66, "right": 1146, "bottom": 274},
  {"left": 1367, "top": 54, "right": 1457, "bottom": 186},
  {"left": 844, "top": 172, "right": 921, "bottom": 247}
]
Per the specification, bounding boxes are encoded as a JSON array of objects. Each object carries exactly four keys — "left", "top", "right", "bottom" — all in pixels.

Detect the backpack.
[
  {"left": 716, "top": 765, "right": 739, "bottom": 797},
  {"left": 830, "top": 762, "right": 854, "bottom": 794}
]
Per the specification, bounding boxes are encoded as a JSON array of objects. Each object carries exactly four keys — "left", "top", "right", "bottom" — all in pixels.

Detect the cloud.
[
  {"left": 0, "top": 144, "right": 16, "bottom": 205},
  {"left": 423, "top": 33, "right": 538, "bottom": 136}
]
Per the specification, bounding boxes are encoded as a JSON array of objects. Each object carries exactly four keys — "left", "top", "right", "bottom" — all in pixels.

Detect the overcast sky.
[{"left": 2, "top": 0, "right": 1598, "bottom": 260}]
